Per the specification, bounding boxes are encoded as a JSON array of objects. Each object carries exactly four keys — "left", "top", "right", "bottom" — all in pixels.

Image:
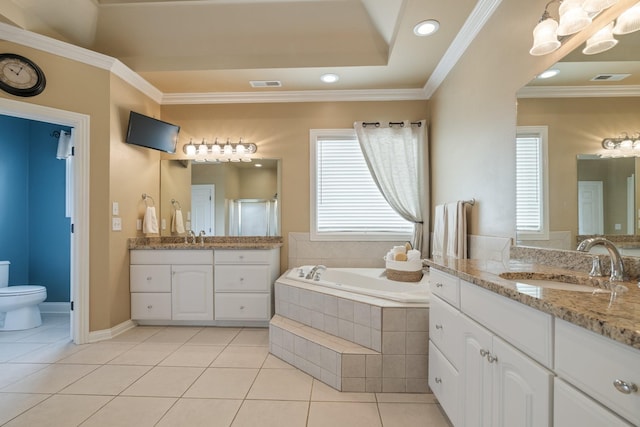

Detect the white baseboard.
[
  {"left": 39, "top": 302, "right": 71, "bottom": 314},
  {"left": 88, "top": 319, "right": 137, "bottom": 343}
]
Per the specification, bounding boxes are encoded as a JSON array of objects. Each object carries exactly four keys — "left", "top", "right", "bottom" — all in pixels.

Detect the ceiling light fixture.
[
  {"left": 413, "top": 20, "right": 440, "bottom": 36},
  {"left": 182, "top": 137, "right": 257, "bottom": 162},
  {"left": 538, "top": 69, "right": 560, "bottom": 79},
  {"left": 320, "top": 73, "right": 339, "bottom": 83}
]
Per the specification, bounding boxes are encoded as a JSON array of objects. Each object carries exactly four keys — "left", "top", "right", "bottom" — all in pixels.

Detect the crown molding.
[
  {"left": 517, "top": 85, "right": 640, "bottom": 98},
  {"left": 423, "top": 0, "right": 502, "bottom": 98},
  {"left": 161, "top": 88, "right": 428, "bottom": 104},
  {"left": 0, "top": 22, "right": 163, "bottom": 103}
]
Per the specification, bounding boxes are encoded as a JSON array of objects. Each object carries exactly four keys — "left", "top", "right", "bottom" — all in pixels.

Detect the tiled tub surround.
[{"left": 270, "top": 276, "right": 429, "bottom": 393}]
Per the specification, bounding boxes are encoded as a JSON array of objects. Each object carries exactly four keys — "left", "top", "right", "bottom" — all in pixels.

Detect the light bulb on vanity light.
[
  {"left": 583, "top": 22, "right": 618, "bottom": 55},
  {"left": 557, "top": 0, "right": 592, "bottom": 36},
  {"left": 613, "top": 2, "right": 640, "bottom": 34}
]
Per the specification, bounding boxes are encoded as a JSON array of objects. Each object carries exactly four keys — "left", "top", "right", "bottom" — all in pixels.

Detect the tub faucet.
[
  {"left": 305, "top": 265, "right": 326, "bottom": 280},
  {"left": 577, "top": 237, "right": 625, "bottom": 282}
]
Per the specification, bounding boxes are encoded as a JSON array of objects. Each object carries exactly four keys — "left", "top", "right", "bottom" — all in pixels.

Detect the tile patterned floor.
[{"left": 0, "top": 314, "right": 452, "bottom": 426}]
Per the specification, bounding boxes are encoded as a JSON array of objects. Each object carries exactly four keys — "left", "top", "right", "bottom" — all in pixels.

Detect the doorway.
[
  {"left": 191, "top": 184, "right": 215, "bottom": 235},
  {"left": 0, "top": 98, "right": 90, "bottom": 344}
]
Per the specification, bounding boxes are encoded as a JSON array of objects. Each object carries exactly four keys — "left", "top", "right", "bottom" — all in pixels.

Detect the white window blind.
[
  {"left": 310, "top": 130, "right": 413, "bottom": 240},
  {"left": 516, "top": 126, "right": 548, "bottom": 240}
]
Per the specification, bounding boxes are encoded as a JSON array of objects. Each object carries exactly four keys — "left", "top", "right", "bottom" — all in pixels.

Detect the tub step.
[{"left": 269, "top": 314, "right": 382, "bottom": 392}]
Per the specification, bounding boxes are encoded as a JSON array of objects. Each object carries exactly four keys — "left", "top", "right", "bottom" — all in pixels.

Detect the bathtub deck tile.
[
  {"left": 338, "top": 299, "right": 355, "bottom": 322},
  {"left": 354, "top": 302, "right": 371, "bottom": 327}
]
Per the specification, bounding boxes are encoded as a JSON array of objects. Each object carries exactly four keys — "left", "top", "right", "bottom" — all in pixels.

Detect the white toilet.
[{"left": 0, "top": 261, "right": 47, "bottom": 331}]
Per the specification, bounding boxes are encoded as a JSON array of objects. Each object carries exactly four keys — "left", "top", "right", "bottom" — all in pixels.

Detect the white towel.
[
  {"left": 143, "top": 206, "right": 159, "bottom": 234},
  {"left": 56, "top": 130, "right": 72, "bottom": 159},
  {"left": 445, "top": 201, "right": 468, "bottom": 259},
  {"left": 432, "top": 204, "right": 447, "bottom": 258},
  {"left": 407, "top": 249, "right": 421, "bottom": 262},
  {"left": 171, "top": 209, "right": 186, "bottom": 234}
]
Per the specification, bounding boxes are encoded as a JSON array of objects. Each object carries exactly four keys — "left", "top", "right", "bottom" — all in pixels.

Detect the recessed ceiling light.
[
  {"left": 537, "top": 69, "right": 560, "bottom": 79},
  {"left": 413, "top": 20, "right": 439, "bottom": 36},
  {"left": 320, "top": 73, "right": 339, "bottom": 83},
  {"left": 254, "top": 163, "right": 263, "bottom": 168}
]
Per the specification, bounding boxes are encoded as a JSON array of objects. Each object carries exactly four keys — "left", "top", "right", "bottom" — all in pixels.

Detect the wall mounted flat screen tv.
[{"left": 126, "top": 111, "right": 180, "bottom": 154}]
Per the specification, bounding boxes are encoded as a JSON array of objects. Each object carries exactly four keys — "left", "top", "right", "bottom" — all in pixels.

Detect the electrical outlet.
[
  {"left": 112, "top": 217, "right": 122, "bottom": 231},
  {"left": 161, "top": 218, "right": 166, "bottom": 230},
  {"left": 112, "top": 202, "right": 119, "bottom": 216},
  {"left": 136, "top": 219, "right": 142, "bottom": 230}
]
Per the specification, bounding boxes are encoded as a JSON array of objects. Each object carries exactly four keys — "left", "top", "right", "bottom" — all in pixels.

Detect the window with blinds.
[
  {"left": 516, "top": 126, "right": 549, "bottom": 240},
  {"left": 310, "top": 129, "right": 413, "bottom": 240}
]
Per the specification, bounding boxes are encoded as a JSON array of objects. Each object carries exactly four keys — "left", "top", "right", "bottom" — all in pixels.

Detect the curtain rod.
[{"left": 362, "top": 121, "right": 422, "bottom": 128}]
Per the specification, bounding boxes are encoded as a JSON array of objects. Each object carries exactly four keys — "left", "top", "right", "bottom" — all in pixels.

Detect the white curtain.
[{"left": 354, "top": 120, "right": 429, "bottom": 254}]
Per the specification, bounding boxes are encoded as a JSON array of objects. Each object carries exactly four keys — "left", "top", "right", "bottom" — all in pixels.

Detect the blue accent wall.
[{"left": 0, "top": 115, "right": 71, "bottom": 302}]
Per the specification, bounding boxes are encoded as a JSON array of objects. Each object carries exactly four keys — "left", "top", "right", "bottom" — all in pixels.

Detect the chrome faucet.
[
  {"left": 198, "top": 230, "right": 206, "bottom": 245},
  {"left": 577, "top": 237, "right": 625, "bottom": 282},
  {"left": 305, "top": 265, "right": 326, "bottom": 280},
  {"left": 187, "top": 230, "right": 196, "bottom": 244}
]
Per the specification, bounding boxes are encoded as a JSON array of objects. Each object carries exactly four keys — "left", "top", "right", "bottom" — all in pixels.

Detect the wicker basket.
[{"left": 386, "top": 268, "right": 423, "bottom": 282}]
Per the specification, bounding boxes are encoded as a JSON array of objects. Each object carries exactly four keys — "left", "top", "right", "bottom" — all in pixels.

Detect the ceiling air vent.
[
  {"left": 250, "top": 80, "right": 282, "bottom": 88},
  {"left": 590, "top": 74, "right": 631, "bottom": 82}
]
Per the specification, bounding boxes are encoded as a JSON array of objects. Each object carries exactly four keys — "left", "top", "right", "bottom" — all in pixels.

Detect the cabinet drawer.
[
  {"left": 215, "top": 293, "right": 270, "bottom": 320},
  {"left": 460, "top": 280, "right": 553, "bottom": 368},
  {"left": 215, "top": 249, "right": 271, "bottom": 264},
  {"left": 215, "top": 265, "right": 271, "bottom": 292},
  {"left": 554, "top": 378, "right": 633, "bottom": 427},
  {"left": 131, "top": 293, "right": 171, "bottom": 320},
  {"left": 555, "top": 319, "right": 640, "bottom": 425},
  {"left": 428, "top": 341, "right": 460, "bottom": 427},
  {"left": 429, "top": 295, "right": 462, "bottom": 369},
  {"left": 131, "top": 250, "right": 213, "bottom": 265},
  {"left": 130, "top": 265, "right": 171, "bottom": 292},
  {"left": 429, "top": 269, "right": 460, "bottom": 308}
]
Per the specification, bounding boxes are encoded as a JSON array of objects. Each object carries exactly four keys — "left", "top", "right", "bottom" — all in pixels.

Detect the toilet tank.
[{"left": 0, "top": 261, "right": 9, "bottom": 288}]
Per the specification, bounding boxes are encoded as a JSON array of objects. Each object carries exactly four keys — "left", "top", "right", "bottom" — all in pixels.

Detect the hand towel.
[
  {"left": 445, "top": 201, "right": 468, "bottom": 259},
  {"left": 171, "top": 209, "right": 186, "bottom": 234},
  {"left": 143, "top": 206, "right": 159, "bottom": 234},
  {"left": 432, "top": 204, "right": 447, "bottom": 258}
]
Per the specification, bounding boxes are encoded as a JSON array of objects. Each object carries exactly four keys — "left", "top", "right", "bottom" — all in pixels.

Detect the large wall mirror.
[
  {"left": 516, "top": 6, "right": 640, "bottom": 255},
  {"left": 159, "top": 159, "right": 281, "bottom": 237}
]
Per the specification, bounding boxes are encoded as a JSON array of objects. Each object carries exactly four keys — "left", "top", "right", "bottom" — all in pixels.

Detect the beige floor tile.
[
  {"left": 229, "top": 328, "right": 269, "bottom": 346},
  {"left": 121, "top": 366, "right": 204, "bottom": 397},
  {"left": 16, "top": 340, "right": 84, "bottom": 363},
  {"left": 262, "top": 354, "right": 296, "bottom": 369},
  {"left": 311, "top": 379, "right": 376, "bottom": 402},
  {"left": 57, "top": 342, "right": 135, "bottom": 364},
  {"left": 307, "top": 401, "right": 382, "bottom": 427},
  {"left": 156, "top": 398, "right": 242, "bottom": 427},
  {"left": 246, "top": 368, "right": 313, "bottom": 401},
  {"left": 378, "top": 402, "right": 452, "bottom": 427},
  {"left": 231, "top": 400, "right": 309, "bottom": 427},
  {"left": 79, "top": 396, "right": 176, "bottom": 427},
  {"left": 0, "top": 363, "right": 49, "bottom": 389},
  {"left": 108, "top": 327, "right": 163, "bottom": 343},
  {"left": 375, "top": 392, "right": 437, "bottom": 403},
  {"left": 0, "top": 343, "right": 48, "bottom": 363},
  {"left": 3, "top": 394, "right": 112, "bottom": 427},
  {"left": 159, "top": 345, "right": 225, "bottom": 367},
  {"left": 145, "top": 327, "right": 202, "bottom": 344},
  {"left": 184, "top": 368, "right": 259, "bottom": 399},
  {"left": 2, "top": 363, "right": 98, "bottom": 393},
  {"left": 107, "top": 343, "right": 181, "bottom": 366},
  {"left": 59, "top": 364, "right": 151, "bottom": 395},
  {"left": 0, "top": 393, "right": 50, "bottom": 425},
  {"left": 210, "top": 345, "right": 269, "bottom": 368},
  {"left": 186, "top": 327, "right": 241, "bottom": 345}
]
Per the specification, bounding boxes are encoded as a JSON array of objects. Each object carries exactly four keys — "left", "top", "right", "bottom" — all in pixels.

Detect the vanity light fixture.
[
  {"left": 182, "top": 137, "right": 257, "bottom": 162},
  {"left": 413, "top": 20, "right": 440, "bottom": 36},
  {"left": 601, "top": 132, "right": 640, "bottom": 156},
  {"left": 530, "top": 0, "right": 563, "bottom": 56},
  {"left": 320, "top": 73, "right": 339, "bottom": 83}
]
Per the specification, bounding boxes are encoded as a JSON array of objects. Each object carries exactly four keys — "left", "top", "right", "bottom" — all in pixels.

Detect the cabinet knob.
[
  {"left": 435, "top": 377, "right": 442, "bottom": 384},
  {"left": 240, "top": 305, "right": 245, "bottom": 310},
  {"left": 239, "top": 255, "right": 244, "bottom": 260},
  {"left": 435, "top": 324, "right": 443, "bottom": 330},
  {"left": 146, "top": 276, "right": 152, "bottom": 281},
  {"left": 480, "top": 349, "right": 489, "bottom": 357},
  {"left": 239, "top": 277, "right": 244, "bottom": 282},
  {"left": 435, "top": 282, "right": 443, "bottom": 288},
  {"left": 487, "top": 354, "right": 498, "bottom": 364},
  {"left": 613, "top": 379, "right": 638, "bottom": 394},
  {"left": 147, "top": 305, "right": 153, "bottom": 309}
]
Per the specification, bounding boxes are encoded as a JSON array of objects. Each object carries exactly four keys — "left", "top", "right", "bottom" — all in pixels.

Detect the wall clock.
[{"left": 0, "top": 53, "right": 46, "bottom": 97}]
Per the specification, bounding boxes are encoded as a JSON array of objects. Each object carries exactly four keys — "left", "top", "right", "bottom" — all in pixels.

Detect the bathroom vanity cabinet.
[
  {"left": 130, "top": 247, "right": 279, "bottom": 326},
  {"left": 428, "top": 268, "right": 637, "bottom": 427}
]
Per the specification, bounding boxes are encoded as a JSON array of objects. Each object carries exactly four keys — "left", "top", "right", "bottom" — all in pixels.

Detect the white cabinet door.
[
  {"left": 492, "top": 336, "right": 552, "bottom": 427},
  {"left": 460, "top": 314, "right": 493, "bottom": 427},
  {"left": 171, "top": 265, "right": 213, "bottom": 321}
]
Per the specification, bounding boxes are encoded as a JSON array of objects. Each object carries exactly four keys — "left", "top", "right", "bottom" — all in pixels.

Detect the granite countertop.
[
  {"left": 128, "top": 236, "right": 283, "bottom": 250},
  {"left": 425, "top": 257, "right": 640, "bottom": 351}
]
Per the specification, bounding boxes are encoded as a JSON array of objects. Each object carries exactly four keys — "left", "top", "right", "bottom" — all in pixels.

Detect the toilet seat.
[{"left": 0, "top": 285, "right": 46, "bottom": 297}]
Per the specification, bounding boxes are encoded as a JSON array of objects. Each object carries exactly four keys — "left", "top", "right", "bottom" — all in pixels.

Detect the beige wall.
[
  {"left": 161, "top": 101, "right": 429, "bottom": 271},
  {"left": 427, "top": 0, "right": 635, "bottom": 244},
  {"left": 518, "top": 97, "right": 640, "bottom": 240}
]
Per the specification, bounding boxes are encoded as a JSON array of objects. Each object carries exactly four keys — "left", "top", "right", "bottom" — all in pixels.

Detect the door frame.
[{"left": 0, "top": 97, "right": 90, "bottom": 344}]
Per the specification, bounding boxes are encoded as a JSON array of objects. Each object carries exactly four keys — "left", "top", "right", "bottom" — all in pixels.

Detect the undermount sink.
[
  {"left": 498, "top": 272, "right": 614, "bottom": 294},
  {"left": 513, "top": 279, "right": 607, "bottom": 293}
]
